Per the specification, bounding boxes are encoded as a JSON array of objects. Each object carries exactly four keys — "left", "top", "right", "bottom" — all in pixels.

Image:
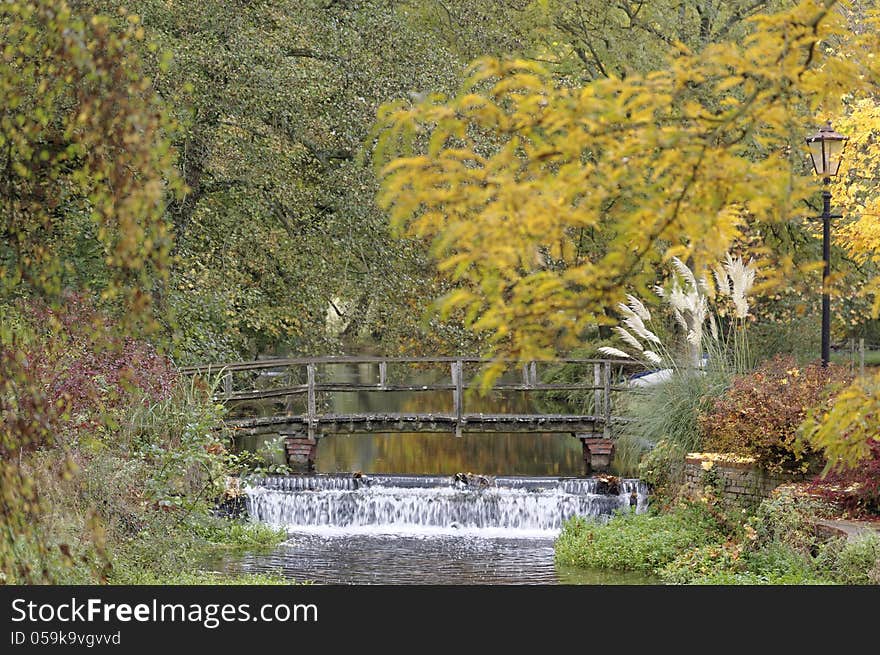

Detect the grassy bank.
[
  {"left": 0, "top": 299, "right": 292, "bottom": 585},
  {"left": 17, "top": 449, "right": 289, "bottom": 585},
  {"left": 555, "top": 503, "right": 725, "bottom": 574},
  {"left": 554, "top": 493, "right": 880, "bottom": 585}
]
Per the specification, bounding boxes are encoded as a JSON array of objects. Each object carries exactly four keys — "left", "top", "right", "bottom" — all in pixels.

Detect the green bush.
[
  {"left": 661, "top": 541, "right": 834, "bottom": 585},
  {"left": 659, "top": 542, "right": 741, "bottom": 584},
  {"left": 746, "top": 489, "right": 832, "bottom": 554},
  {"left": 556, "top": 487, "right": 880, "bottom": 585},
  {"left": 748, "top": 311, "right": 821, "bottom": 365},
  {"left": 637, "top": 439, "right": 688, "bottom": 499},
  {"left": 16, "top": 362, "right": 285, "bottom": 585},
  {"left": 661, "top": 492, "right": 876, "bottom": 585},
  {"left": 554, "top": 503, "right": 725, "bottom": 574},
  {"left": 816, "top": 533, "right": 880, "bottom": 585},
  {"left": 668, "top": 536, "right": 880, "bottom": 586},
  {"left": 685, "top": 569, "right": 834, "bottom": 585}
]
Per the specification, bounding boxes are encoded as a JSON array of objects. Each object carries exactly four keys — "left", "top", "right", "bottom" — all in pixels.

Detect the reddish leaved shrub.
[
  {"left": 699, "top": 355, "right": 852, "bottom": 473},
  {"left": 2, "top": 294, "right": 177, "bottom": 442},
  {"left": 808, "top": 440, "right": 880, "bottom": 516}
]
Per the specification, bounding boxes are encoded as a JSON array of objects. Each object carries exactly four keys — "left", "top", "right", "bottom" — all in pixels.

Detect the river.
[
  {"left": 207, "top": 474, "right": 656, "bottom": 585},
  {"left": 212, "top": 361, "right": 654, "bottom": 584}
]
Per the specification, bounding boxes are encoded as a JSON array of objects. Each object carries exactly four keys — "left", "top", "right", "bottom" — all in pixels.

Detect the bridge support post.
[
  {"left": 283, "top": 432, "right": 318, "bottom": 472},
  {"left": 578, "top": 435, "right": 614, "bottom": 475},
  {"left": 451, "top": 360, "right": 464, "bottom": 438}
]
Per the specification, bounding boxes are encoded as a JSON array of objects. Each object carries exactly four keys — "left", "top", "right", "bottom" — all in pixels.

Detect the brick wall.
[
  {"left": 683, "top": 453, "right": 796, "bottom": 505},
  {"left": 284, "top": 435, "right": 317, "bottom": 471}
]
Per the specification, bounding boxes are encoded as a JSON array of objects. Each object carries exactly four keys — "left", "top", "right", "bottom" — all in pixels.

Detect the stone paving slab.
[{"left": 816, "top": 519, "right": 880, "bottom": 541}]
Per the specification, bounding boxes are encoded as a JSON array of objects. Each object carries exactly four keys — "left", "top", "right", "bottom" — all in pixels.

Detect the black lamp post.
[{"left": 805, "top": 121, "right": 848, "bottom": 367}]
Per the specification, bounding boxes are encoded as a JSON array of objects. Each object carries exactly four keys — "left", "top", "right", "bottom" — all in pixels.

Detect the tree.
[
  {"left": 68, "top": 0, "right": 546, "bottom": 362},
  {"left": 1, "top": 1, "right": 179, "bottom": 326},
  {"left": 539, "top": 0, "right": 797, "bottom": 80},
  {"left": 370, "top": 0, "right": 880, "bottom": 386},
  {"left": 1, "top": 0, "right": 179, "bottom": 582}
]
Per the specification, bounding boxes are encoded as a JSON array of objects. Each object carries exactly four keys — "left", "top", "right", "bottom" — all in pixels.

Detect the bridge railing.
[{"left": 180, "top": 357, "right": 644, "bottom": 436}]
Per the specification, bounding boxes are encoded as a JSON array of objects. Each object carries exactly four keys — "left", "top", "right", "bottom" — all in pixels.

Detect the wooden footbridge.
[{"left": 180, "top": 356, "right": 642, "bottom": 473}]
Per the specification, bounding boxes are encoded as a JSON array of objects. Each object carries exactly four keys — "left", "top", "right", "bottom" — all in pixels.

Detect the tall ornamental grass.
[{"left": 599, "top": 254, "right": 758, "bottom": 473}]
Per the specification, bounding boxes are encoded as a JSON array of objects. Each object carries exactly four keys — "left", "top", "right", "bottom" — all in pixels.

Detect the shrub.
[
  {"left": 115, "top": 377, "right": 228, "bottom": 508},
  {"left": 816, "top": 533, "right": 880, "bottom": 585},
  {"left": 661, "top": 541, "right": 834, "bottom": 585},
  {"left": 0, "top": 295, "right": 271, "bottom": 583},
  {"left": 659, "top": 541, "right": 742, "bottom": 584},
  {"left": 685, "top": 569, "right": 835, "bottom": 585},
  {"left": 699, "top": 355, "right": 851, "bottom": 473},
  {"left": 637, "top": 439, "right": 688, "bottom": 499},
  {"left": 554, "top": 503, "right": 725, "bottom": 573},
  {"left": 624, "top": 370, "right": 730, "bottom": 456},
  {"left": 807, "top": 441, "right": 880, "bottom": 515},
  {"left": 746, "top": 487, "right": 833, "bottom": 554},
  {"left": 661, "top": 491, "right": 844, "bottom": 585}
]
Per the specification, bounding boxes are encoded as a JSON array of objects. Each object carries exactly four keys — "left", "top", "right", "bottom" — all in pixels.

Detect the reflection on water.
[
  {"left": 317, "top": 433, "right": 584, "bottom": 476},
  {"left": 208, "top": 533, "right": 658, "bottom": 585}
]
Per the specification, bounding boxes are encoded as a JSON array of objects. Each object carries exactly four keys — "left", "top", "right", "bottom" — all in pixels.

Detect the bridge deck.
[{"left": 228, "top": 413, "right": 607, "bottom": 436}]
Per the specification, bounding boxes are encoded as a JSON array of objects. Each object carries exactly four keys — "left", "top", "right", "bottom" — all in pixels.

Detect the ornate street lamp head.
[{"left": 805, "top": 121, "right": 848, "bottom": 178}]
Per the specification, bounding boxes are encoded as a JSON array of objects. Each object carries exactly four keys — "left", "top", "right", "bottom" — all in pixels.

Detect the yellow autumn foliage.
[
  {"left": 801, "top": 371, "right": 880, "bottom": 472},
  {"left": 370, "top": 1, "right": 880, "bottom": 456},
  {"left": 371, "top": 1, "right": 880, "bottom": 380}
]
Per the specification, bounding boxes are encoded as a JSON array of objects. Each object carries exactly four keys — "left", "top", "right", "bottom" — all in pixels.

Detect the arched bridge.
[{"left": 180, "top": 356, "right": 642, "bottom": 474}]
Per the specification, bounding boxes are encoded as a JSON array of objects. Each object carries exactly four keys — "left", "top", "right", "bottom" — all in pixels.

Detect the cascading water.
[
  {"left": 210, "top": 474, "right": 652, "bottom": 584},
  {"left": 210, "top": 358, "right": 656, "bottom": 583},
  {"left": 244, "top": 474, "right": 648, "bottom": 537}
]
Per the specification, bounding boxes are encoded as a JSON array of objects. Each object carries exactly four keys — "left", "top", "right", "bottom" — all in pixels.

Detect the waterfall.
[{"left": 244, "top": 474, "right": 648, "bottom": 537}]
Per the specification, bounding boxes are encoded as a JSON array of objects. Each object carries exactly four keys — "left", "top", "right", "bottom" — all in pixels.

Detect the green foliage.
[
  {"left": 746, "top": 488, "right": 833, "bottom": 553},
  {"left": 73, "top": 0, "right": 536, "bottom": 361},
  {"left": 0, "top": 295, "right": 280, "bottom": 583},
  {"left": 540, "top": 0, "right": 796, "bottom": 80},
  {"left": 554, "top": 503, "right": 725, "bottom": 574},
  {"left": 657, "top": 490, "right": 872, "bottom": 585},
  {"left": 683, "top": 570, "right": 834, "bottom": 585},
  {"left": 21, "top": 443, "right": 286, "bottom": 585},
  {"left": 749, "top": 309, "right": 821, "bottom": 365},
  {"left": 117, "top": 377, "right": 228, "bottom": 508},
  {"left": 660, "top": 542, "right": 745, "bottom": 584},
  {"left": 555, "top": 483, "right": 880, "bottom": 585},
  {"left": 120, "top": 570, "right": 292, "bottom": 585},
  {"left": 816, "top": 533, "right": 880, "bottom": 585},
  {"left": 636, "top": 439, "right": 689, "bottom": 499},
  {"left": 701, "top": 355, "right": 852, "bottom": 473},
  {"left": 664, "top": 542, "right": 835, "bottom": 585},
  {"left": 0, "top": 0, "right": 180, "bottom": 583},
  {"left": 189, "top": 517, "right": 286, "bottom": 552},
  {"left": 0, "top": 0, "right": 180, "bottom": 322},
  {"left": 108, "top": 512, "right": 287, "bottom": 585}
]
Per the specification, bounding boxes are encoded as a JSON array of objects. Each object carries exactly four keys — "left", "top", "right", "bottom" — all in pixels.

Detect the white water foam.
[{"left": 244, "top": 475, "right": 648, "bottom": 538}]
